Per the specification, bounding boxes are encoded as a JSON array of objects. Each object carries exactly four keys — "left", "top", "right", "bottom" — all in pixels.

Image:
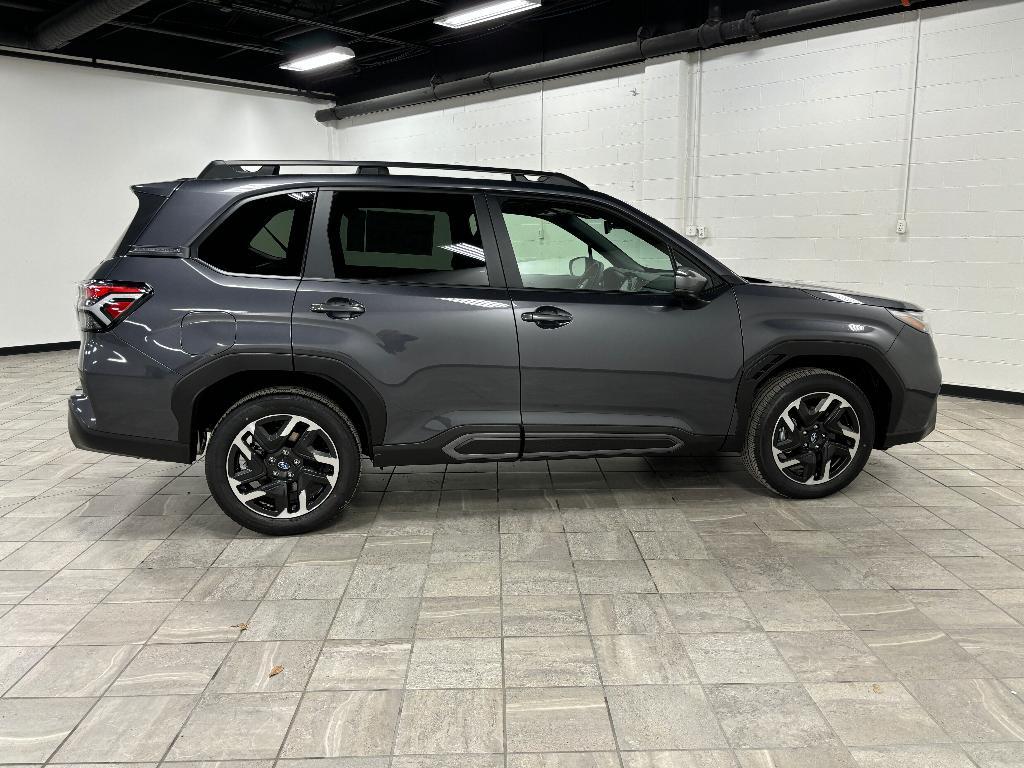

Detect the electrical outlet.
[
  {"left": 697, "top": 225, "right": 707, "bottom": 239},
  {"left": 685, "top": 225, "right": 698, "bottom": 237},
  {"left": 896, "top": 218, "right": 907, "bottom": 234}
]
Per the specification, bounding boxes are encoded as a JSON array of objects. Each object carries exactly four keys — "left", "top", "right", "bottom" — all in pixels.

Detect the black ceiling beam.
[
  {"left": 107, "top": 19, "right": 282, "bottom": 54},
  {"left": 0, "top": 0, "right": 153, "bottom": 50},
  {"left": 317, "top": 0, "right": 917, "bottom": 121},
  {"left": 194, "top": 0, "right": 430, "bottom": 50}
]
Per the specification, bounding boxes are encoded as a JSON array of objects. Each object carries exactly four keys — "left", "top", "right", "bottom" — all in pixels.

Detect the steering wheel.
[
  {"left": 574, "top": 258, "right": 605, "bottom": 290},
  {"left": 603, "top": 268, "right": 653, "bottom": 293}
]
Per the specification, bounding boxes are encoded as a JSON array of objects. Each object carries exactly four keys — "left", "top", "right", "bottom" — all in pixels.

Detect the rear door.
[{"left": 292, "top": 187, "right": 521, "bottom": 462}]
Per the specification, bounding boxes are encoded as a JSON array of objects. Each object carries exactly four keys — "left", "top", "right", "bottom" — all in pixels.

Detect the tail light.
[{"left": 77, "top": 280, "right": 151, "bottom": 332}]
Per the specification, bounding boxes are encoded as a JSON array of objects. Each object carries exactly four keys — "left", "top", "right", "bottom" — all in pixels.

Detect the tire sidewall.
[
  {"left": 755, "top": 373, "right": 875, "bottom": 499},
  {"left": 205, "top": 394, "right": 360, "bottom": 535}
]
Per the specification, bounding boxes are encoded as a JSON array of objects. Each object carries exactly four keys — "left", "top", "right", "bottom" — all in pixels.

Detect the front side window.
[
  {"left": 499, "top": 198, "right": 676, "bottom": 293},
  {"left": 197, "top": 191, "right": 314, "bottom": 277},
  {"left": 316, "top": 191, "right": 488, "bottom": 286}
]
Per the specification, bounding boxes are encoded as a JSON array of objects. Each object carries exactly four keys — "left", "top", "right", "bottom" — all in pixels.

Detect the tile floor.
[{"left": 2, "top": 349, "right": 1024, "bottom": 768}]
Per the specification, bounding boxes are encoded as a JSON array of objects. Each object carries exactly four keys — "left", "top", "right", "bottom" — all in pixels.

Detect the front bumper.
[
  {"left": 69, "top": 389, "right": 190, "bottom": 463},
  {"left": 880, "top": 326, "right": 942, "bottom": 449},
  {"left": 879, "top": 389, "right": 938, "bottom": 449}
]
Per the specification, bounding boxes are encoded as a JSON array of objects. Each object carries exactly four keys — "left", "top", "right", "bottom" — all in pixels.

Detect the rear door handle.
[
  {"left": 311, "top": 298, "right": 365, "bottom": 319},
  {"left": 521, "top": 306, "right": 573, "bottom": 328}
]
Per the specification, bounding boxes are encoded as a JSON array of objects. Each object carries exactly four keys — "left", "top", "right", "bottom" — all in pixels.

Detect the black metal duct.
[
  {"left": 316, "top": 0, "right": 908, "bottom": 122},
  {"left": 0, "top": 0, "right": 151, "bottom": 51}
]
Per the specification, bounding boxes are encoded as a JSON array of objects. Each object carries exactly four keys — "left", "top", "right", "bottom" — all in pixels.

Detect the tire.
[
  {"left": 205, "top": 388, "right": 361, "bottom": 535},
  {"left": 742, "top": 367, "right": 874, "bottom": 499}
]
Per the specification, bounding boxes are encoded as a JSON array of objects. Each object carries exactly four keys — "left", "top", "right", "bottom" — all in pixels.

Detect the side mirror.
[
  {"left": 568, "top": 256, "right": 588, "bottom": 277},
  {"left": 673, "top": 267, "right": 708, "bottom": 300}
]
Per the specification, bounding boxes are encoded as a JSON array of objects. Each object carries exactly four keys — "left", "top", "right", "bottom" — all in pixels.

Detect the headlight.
[{"left": 888, "top": 308, "right": 930, "bottom": 334}]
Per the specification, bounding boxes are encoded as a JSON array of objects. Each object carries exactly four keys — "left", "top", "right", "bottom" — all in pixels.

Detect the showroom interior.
[{"left": 2, "top": 0, "right": 1024, "bottom": 765}]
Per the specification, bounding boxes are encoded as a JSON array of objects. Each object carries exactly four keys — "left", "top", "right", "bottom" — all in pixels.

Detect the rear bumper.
[{"left": 69, "top": 389, "right": 191, "bottom": 463}]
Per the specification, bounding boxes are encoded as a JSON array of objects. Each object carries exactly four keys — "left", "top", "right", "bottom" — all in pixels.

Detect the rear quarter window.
[{"left": 197, "top": 191, "right": 314, "bottom": 277}]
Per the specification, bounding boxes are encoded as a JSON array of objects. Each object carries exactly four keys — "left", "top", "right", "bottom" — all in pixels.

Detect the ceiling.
[{"left": 1, "top": 0, "right": 948, "bottom": 104}]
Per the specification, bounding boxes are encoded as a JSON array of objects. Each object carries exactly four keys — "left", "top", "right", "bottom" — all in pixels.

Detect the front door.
[
  {"left": 292, "top": 188, "right": 521, "bottom": 463},
  {"left": 489, "top": 194, "right": 742, "bottom": 457}
]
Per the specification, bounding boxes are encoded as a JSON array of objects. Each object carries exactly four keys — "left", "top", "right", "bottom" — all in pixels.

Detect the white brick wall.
[{"left": 332, "top": 0, "right": 1024, "bottom": 393}]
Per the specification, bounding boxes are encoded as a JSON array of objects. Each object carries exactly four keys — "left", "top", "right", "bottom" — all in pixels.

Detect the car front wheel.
[
  {"left": 205, "top": 389, "right": 361, "bottom": 535},
  {"left": 743, "top": 367, "right": 875, "bottom": 498}
]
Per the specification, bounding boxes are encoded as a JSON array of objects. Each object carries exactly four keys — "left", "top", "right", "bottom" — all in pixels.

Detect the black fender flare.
[
  {"left": 724, "top": 339, "right": 904, "bottom": 452},
  {"left": 170, "top": 351, "right": 388, "bottom": 452}
]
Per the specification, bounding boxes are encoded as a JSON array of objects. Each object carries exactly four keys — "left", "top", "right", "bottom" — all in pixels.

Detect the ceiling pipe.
[
  {"left": 0, "top": 0, "right": 152, "bottom": 50},
  {"left": 316, "top": 0, "right": 908, "bottom": 122}
]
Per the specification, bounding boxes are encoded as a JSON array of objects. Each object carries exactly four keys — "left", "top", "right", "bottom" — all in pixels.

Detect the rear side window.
[
  {"left": 197, "top": 191, "right": 314, "bottom": 277},
  {"left": 312, "top": 191, "right": 488, "bottom": 285}
]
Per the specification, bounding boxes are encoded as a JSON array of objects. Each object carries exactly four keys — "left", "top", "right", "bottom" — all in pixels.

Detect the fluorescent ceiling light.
[
  {"left": 280, "top": 46, "right": 355, "bottom": 72},
  {"left": 435, "top": 0, "right": 541, "bottom": 29}
]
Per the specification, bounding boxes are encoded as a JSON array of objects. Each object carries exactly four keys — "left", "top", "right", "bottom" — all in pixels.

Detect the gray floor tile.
[
  {"left": 185, "top": 566, "right": 279, "bottom": 601},
  {"left": 265, "top": 564, "right": 353, "bottom": 599},
  {"left": 283, "top": 690, "right": 403, "bottom": 756},
  {"left": 502, "top": 561, "right": 579, "bottom": 595},
  {"left": 770, "top": 631, "right": 892, "bottom": 682},
  {"left": 902, "top": 589, "right": 1018, "bottom": 629},
  {"left": 346, "top": 563, "right": 427, "bottom": 597},
  {"left": 683, "top": 632, "right": 794, "bottom": 684},
  {"left": 507, "top": 687, "right": 616, "bottom": 752},
  {"left": 209, "top": 640, "right": 319, "bottom": 693},
  {"left": 964, "top": 742, "right": 1024, "bottom": 767},
  {"left": 592, "top": 634, "right": 696, "bottom": 684},
  {"left": 567, "top": 531, "right": 642, "bottom": 560},
  {"left": 605, "top": 684, "right": 726, "bottom": 750},
  {"left": 423, "top": 562, "right": 500, "bottom": 597},
  {"left": 501, "top": 532, "right": 571, "bottom": 562},
  {"left": 150, "top": 600, "right": 256, "bottom": 643},
  {"left": 104, "top": 566, "right": 205, "bottom": 602},
  {"left": 859, "top": 629, "right": 991, "bottom": 679},
  {"left": 905, "top": 678, "right": 1024, "bottom": 742},
  {"left": 504, "top": 595, "right": 588, "bottom": 636},
  {"left": 0, "top": 697, "right": 95, "bottom": 762},
  {"left": 648, "top": 560, "right": 734, "bottom": 593},
  {"left": 707, "top": 683, "right": 835, "bottom": 748},
  {"left": 821, "top": 590, "right": 935, "bottom": 630},
  {"left": 662, "top": 593, "right": 761, "bottom": 633},
  {"left": 306, "top": 639, "right": 411, "bottom": 690},
  {"left": 7, "top": 644, "right": 137, "bottom": 696},
  {"left": 948, "top": 627, "right": 1024, "bottom": 676},
  {"left": 167, "top": 692, "right": 300, "bottom": 760},
  {"left": 0, "top": 646, "right": 48, "bottom": 695},
  {"left": 330, "top": 597, "right": 420, "bottom": 639},
  {"left": 25, "top": 568, "right": 131, "bottom": 604},
  {"left": 0, "top": 603, "right": 91, "bottom": 645},
  {"left": 504, "top": 636, "right": 601, "bottom": 687},
  {"left": 395, "top": 689, "right": 503, "bottom": 754},
  {"left": 583, "top": 594, "right": 676, "bottom": 634},
  {"left": 741, "top": 591, "right": 847, "bottom": 631},
  {"left": 804, "top": 681, "right": 949, "bottom": 747},
  {"left": 416, "top": 596, "right": 501, "bottom": 637},
  {"left": 109, "top": 642, "right": 230, "bottom": 695},
  {"left": 407, "top": 637, "right": 501, "bottom": 688},
  {"left": 576, "top": 560, "right": 656, "bottom": 594},
  {"left": 55, "top": 694, "right": 197, "bottom": 762},
  {"left": 241, "top": 599, "right": 338, "bottom": 641}
]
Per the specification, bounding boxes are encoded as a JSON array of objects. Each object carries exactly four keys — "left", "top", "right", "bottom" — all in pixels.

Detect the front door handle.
[
  {"left": 311, "top": 298, "right": 365, "bottom": 319},
  {"left": 521, "top": 306, "right": 573, "bottom": 329}
]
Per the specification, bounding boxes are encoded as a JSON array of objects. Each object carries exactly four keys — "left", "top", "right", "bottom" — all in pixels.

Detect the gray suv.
[{"left": 70, "top": 160, "right": 941, "bottom": 534}]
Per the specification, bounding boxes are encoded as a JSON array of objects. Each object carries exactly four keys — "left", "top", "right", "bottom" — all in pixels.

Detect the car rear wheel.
[
  {"left": 205, "top": 389, "right": 361, "bottom": 535},
  {"left": 743, "top": 367, "right": 874, "bottom": 499}
]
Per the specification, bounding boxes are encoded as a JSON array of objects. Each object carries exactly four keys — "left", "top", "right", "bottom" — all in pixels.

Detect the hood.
[{"left": 742, "top": 277, "right": 922, "bottom": 312}]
